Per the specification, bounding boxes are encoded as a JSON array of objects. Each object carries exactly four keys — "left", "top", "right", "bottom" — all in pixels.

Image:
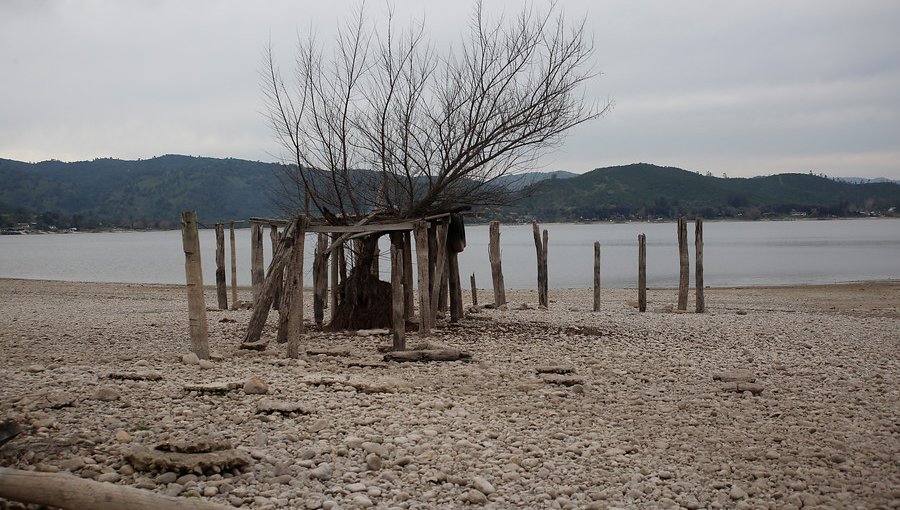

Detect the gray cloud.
[{"left": 1, "top": 0, "right": 898, "bottom": 178}]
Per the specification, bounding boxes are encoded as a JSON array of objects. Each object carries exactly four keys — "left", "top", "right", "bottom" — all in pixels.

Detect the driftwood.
[
  {"left": 383, "top": 349, "right": 472, "bottom": 363},
  {"left": 250, "top": 222, "right": 264, "bottom": 305},
  {"left": 0, "top": 466, "right": 232, "bottom": 510},
  {"left": 0, "top": 420, "right": 21, "bottom": 447},
  {"left": 532, "top": 222, "right": 549, "bottom": 308},
  {"left": 229, "top": 222, "right": 238, "bottom": 308}
]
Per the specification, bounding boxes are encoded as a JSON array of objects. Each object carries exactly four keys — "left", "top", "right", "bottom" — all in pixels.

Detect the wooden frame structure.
[{"left": 240, "top": 213, "right": 464, "bottom": 353}]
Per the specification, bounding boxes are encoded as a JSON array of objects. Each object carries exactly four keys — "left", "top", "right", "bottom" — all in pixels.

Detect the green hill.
[
  {"left": 508, "top": 163, "right": 900, "bottom": 221},
  {"left": 1, "top": 157, "right": 897, "bottom": 229}
]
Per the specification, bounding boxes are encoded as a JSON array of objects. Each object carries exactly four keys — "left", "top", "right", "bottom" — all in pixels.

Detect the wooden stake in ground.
[
  {"left": 180, "top": 211, "right": 209, "bottom": 359},
  {"left": 638, "top": 233, "right": 647, "bottom": 313},
  {"left": 593, "top": 241, "right": 601, "bottom": 312},
  {"left": 677, "top": 216, "right": 689, "bottom": 311},
  {"left": 470, "top": 273, "right": 478, "bottom": 307},
  {"left": 532, "top": 222, "right": 549, "bottom": 308},
  {"left": 390, "top": 232, "right": 406, "bottom": 350},
  {"left": 695, "top": 218, "right": 705, "bottom": 313},
  {"left": 448, "top": 250, "right": 462, "bottom": 323},
  {"left": 285, "top": 217, "right": 308, "bottom": 358},
  {"left": 270, "top": 224, "right": 283, "bottom": 310},
  {"left": 250, "top": 222, "right": 264, "bottom": 305},
  {"left": 313, "top": 233, "right": 328, "bottom": 327},
  {"left": 229, "top": 222, "right": 238, "bottom": 308},
  {"left": 243, "top": 222, "right": 296, "bottom": 345},
  {"left": 430, "top": 222, "right": 449, "bottom": 322},
  {"left": 0, "top": 466, "right": 232, "bottom": 510},
  {"left": 488, "top": 221, "right": 506, "bottom": 307},
  {"left": 403, "top": 231, "right": 414, "bottom": 319},
  {"left": 214, "top": 223, "right": 228, "bottom": 310},
  {"left": 413, "top": 221, "right": 432, "bottom": 334},
  {"left": 330, "top": 233, "right": 340, "bottom": 323}
]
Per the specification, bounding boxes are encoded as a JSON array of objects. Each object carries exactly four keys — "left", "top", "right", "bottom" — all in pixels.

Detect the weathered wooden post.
[
  {"left": 403, "top": 231, "right": 414, "bottom": 319},
  {"left": 390, "top": 232, "right": 406, "bottom": 350},
  {"left": 488, "top": 221, "right": 506, "bottom": 307},
  {"left": 470, "top": 273, "right": 478, "bottom": 307},
  {"left": 448, "top": 250, "right": 462, "bottom": 323},
  {"left": 593, "top": 241, "right": 601, "bottom": 312},
  {"left": 330, "top": 233, "right": 340, "bottom": 323},
  {"left": 214, "top": 223, "right": 228, "bottom": 310},
  {"left": 250, "top": 222, "right": 264, "bottom": 305},
  {"left": 286, "top": 217, "right": 308, "bottom": 358},
  {"left": 313, "top": 233, "right": 328, "bottom": 327},
  {"left": 677, "top": 217, "right": 689, "bottom": 310},
  {"left": 229, "top": 222, "right": 238, "bottom": 308},
  {"left": 638, "top": 233, "right": 647, "bottom": 313},
  {"left": 180, "top": 211, "right": 209, "bottom": 359},
  {"left": 429, "top": 222, "right": 449, "bottom": 322},
  {"left": 695, "top": 218, "right": 705, "bottom": 313},
  {"left": 270, "top": 224, "right": 283, "bottom": 310},
  {"left": 413, "top": 221, "right": 432, "bottom": 334},
  {"left": 532, "top": 222, "right": 549, "bottom": 308},
  {"left": 243, "top": 222, "right": 296, "bottom": 346}
]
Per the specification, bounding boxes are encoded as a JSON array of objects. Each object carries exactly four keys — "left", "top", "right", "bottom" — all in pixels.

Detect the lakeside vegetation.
[{"left": 2, "top": 156, "right": 898, "bottom": 231}]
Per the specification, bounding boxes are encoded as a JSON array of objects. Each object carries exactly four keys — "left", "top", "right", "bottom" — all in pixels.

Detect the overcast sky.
[{"left": 2, "top": 0, "right": 899, "bottom": 178}]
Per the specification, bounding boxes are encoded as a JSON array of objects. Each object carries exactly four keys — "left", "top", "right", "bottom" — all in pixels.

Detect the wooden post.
[
  {"left": 313, "top": 233, "right": 328, "bottom": 327},
  {"left": 330, "top": 233, "right": 340, "bottom": 323},
  {"left": 270, "top": 224, "right": 282, "bottom": 310},
  {"left": 243, "top": 222, "right": 296, "bottom": 345},
  {"left": 390, "top": 233, "right": 406, "bottom": 350},
  {"left": 0, "top": 466, "right": 233, "bottom": 510},
  {"left": 403, "top": 231, "right": 414, "bottom": 319},
  {"left": 214, "top": 223, "right": 228, "bottom": 310},
  {"left": 448, "top": 250, "right": 462, "bottom": 323},
  {"left": 429, "top": 222, "right": 449, "bottom": 322},
  {"left": 413, "top": 221, "right": 432, "bottom": 334},
  {"left": 593, "top": 241, "right": 601, "bottom": 312},
  {"left": 488, "top": 221, "right": 506, "bottom": 307},
  {"left": 677, "top": 216, "right": 689, "bottom": 311},
  {"left": 285, "top": 217, "right": 308, "bottom": 358},
  {"left": 695, "top": 218, "right": 705, "bottom": 313},
  {"left": 229, "top": 222, "right": 237, "bottom": 308},
  {"left": 250, "top": 222, "right": 264, "bottom": 305},
  {"left": 371, "top": 244, "right": 380, "bottom": 276},
  {"left": 180, "top": 211, "right": 209, "bottom": 359},
  {"left": 532, "top": 222, "right": 549, "bottom": 308},
  {"left": 470, "top": 273, "right": 478, "bottom": 307},
  {"left": 638, "top": 233, "right": 647, "bottom": 313}
]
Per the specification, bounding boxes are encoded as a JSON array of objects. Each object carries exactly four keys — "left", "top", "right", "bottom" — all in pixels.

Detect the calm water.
[{"left": 1, "top": 219, "right": 898, "bottom": 288}]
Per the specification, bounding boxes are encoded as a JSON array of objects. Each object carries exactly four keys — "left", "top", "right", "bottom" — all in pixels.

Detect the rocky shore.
[{"left": 1, "top": 279, "right": 898, "bottom": 509}]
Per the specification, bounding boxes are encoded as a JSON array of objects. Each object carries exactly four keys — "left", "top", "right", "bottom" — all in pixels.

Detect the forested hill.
[
  {"left": 1, "top": 157, "right": 898, "bottom": 229},
  {"left": 0, "top": 155, "right": 279, "bottom": 229},
  {"left": 504, "top": 163, "right": 900, "bottom": 221}
]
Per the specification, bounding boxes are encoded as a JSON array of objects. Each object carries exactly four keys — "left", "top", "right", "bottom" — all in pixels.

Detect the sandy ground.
[{"left": 1, "top": 279, "right": 898, "bottom": 509}]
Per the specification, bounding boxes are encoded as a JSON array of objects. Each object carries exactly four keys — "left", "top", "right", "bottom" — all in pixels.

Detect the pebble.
[
  {"left": 92, "top": 386, "right": 120, "bottom": 401},
  {"left": 181, "top": 353, "right": 200, "bottom": 365},
  {"left": 309, "top": 463, "right": 333, "bottom": 481},
  {"left": 472, "top": 476, "right": 496, "bottom": 495},
  {"left": 243, "top": 375, "right": 269, "bottom": 395}
]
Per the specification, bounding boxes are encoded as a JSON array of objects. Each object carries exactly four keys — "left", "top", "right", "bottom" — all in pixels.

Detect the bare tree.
[{"left": 264, "top": 1, "right": 609, "bottom": 222}]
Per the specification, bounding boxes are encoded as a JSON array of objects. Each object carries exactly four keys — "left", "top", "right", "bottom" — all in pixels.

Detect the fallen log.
[
  {"left": 721, "top": 382, "right": 765, "bottom": 395},
  {"left": 383, "top": 349, "right": 472, "bottom": 363},
  {"left": 0, "top": 466, "right": 232, "bottom": 510}
]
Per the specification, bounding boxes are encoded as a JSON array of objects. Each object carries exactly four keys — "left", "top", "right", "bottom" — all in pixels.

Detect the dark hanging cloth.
[{"left": 448, "top": 213, "right": 466, "bottom": 253}]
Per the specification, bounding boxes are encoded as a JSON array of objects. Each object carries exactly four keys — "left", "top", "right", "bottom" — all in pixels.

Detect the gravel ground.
[{"left": 1, "top": 278, "right": 898, "bottom": 510}]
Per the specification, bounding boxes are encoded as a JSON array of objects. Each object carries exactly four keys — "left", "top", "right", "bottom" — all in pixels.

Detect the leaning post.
[{"left": 180, "top": 211, "right": 210, "bottom": 359}]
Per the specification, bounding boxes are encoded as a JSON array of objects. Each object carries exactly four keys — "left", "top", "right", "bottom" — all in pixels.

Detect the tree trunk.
[
  {"left": 532, "top": 222, "right": 549, "bottom": 308},
  {"left": 180, "top": 211, "right": 209, "bottom": 359},
  {"left": 313, "top": 233, "right": 328, "bottom": 327},
  {"left": 329, "top": 235, "right": 393, "bottom": 331},
  {"left": 448, "top": 250, "right": 462, "bottom": 323}
]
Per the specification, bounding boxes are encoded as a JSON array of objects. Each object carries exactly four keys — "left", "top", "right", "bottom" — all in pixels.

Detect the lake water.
[{"left": 1, "top": 219, "right": 898, "bottom": 288}]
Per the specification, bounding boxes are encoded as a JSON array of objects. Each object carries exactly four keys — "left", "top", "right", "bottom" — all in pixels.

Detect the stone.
[
  {"left": 182, "top": 353, "right": 200, "bottom": 365},
  {"left": 155, "top": 472, "right": 178, "bottom": 484},
  {"left": 540, "top": 374, "right": 586, "bottom": 386},
  {"left": 204, "top": 486, "right": 219, "bottom": 497},
  {"left": 472, "top": 476, "right": 496, "bottom": 495},
  {"left": 730, "top": 486, "right": 748, "bottom": 500},
  {"left": 365, "top": 453, "right": 382, "bottom": 471},
  {"left": 243, "top": 376, "right": 269, "bottom": 395},
  {"left": 351, "top": 494, "right": 373, "bottom": 508},
  {"left": 126, "top": 446, "right": 252, "bottom": 474},
  {"left": 466, "top": 490, "right": 488, "bottom": 504},
  {"left": 361, "top": 442, "right": 388, "bottom": 457},
  {"left": 309, "top": 463, "right": 333, "bottom": 481},
  {"left": 26, "top": 364, "right": 46, "bottom": 373},
  {"left": 96, "top": 472, "right": 121, "bottom": 483},
  {"left": 713, "top": 369, "right": 756, "bottom": 383},
  {"left": 183, "top": 382, "right": 241, "bottom": 394},
  {"left": 256, "top": 399, "right": 308, "bottom": 415},
  {"left": 347, "top": 482, "right": 367, "bottom": 492},
  {"left": 199, "top": 359, "right": 215, "bottom": 370},
  {"left": 59, "top": 457, "right": 85, "bottom": 472},
  {"left": 108, "top": 370, "right": 163, "bottom": 381},
  {"left": 115, "top": 430, "right": 132, "bottom": 443},
  {"left": 93, "top": 386, "right": 121, "bottom": 401}
]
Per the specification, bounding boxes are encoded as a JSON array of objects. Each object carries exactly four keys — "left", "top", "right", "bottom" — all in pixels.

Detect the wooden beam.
[
  {"left": 307, "top": 223, "right": 414, "bottom": 233},
  {"left": 250, "top": 223, "right": 264, "bottom": 305},
  {"left": 429, "top": 222, "right": 449, "bottom": 322},
  {"left": 229, "top": 222, "right": 238, "bottom": 308},
  {"left": 593, "top": 241, "right": 601, "bottom": 312},
  {"left": 0, "top": 466, "right": 232, "bottom": 510}
]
